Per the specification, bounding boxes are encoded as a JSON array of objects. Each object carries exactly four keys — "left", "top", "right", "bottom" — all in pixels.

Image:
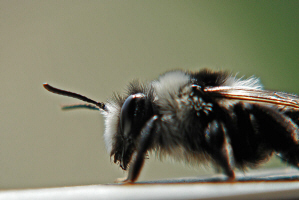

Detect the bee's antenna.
[
  {"left": 43, "top": 83, "right": 107, "bottom": 111},
  {"left": 60, "top": 103, "right": 100, "bottom": 111}
]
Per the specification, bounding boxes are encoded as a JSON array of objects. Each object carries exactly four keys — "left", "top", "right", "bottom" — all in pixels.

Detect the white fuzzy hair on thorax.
[
  {"left": 224, "top": 74, "right": 263, "bottom": 89},
  {"left": 151, "top": 71, "right": 190, "bottom": 111}
]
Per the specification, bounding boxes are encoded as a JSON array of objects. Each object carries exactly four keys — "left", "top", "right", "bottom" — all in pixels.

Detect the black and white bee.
[{"left": 43, "top": 69, "right": 299, "bottom": 183}]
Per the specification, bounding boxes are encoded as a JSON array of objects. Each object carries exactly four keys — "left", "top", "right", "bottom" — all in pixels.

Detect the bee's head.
[
  {"left": 42, "top": 83, "right": 154, "bottom": 171},
  {"left": 105, "top": 93, "right": 154, "bottom": 170}
]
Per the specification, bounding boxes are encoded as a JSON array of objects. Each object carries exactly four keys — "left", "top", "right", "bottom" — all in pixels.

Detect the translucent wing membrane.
[{"left": 205, "top": 86, "right": 299, "bottom": 109}]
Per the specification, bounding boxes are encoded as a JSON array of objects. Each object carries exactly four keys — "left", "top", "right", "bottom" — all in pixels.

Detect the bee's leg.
[
  {"left": 205, "top": 120, "right": 235, "bottom": 180},
  {"left": 123, "top": 115, "right": 159, "bottom": 183}
]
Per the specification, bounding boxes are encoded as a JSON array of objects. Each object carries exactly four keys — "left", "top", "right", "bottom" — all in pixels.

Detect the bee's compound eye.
[{"left": 120, "top": 93, "right": 146, "bottom": 138}]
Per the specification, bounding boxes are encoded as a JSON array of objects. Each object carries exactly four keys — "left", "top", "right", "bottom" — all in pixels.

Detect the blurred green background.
[{"left": 1, "top": 0, "right": 299, "bottom": 189}]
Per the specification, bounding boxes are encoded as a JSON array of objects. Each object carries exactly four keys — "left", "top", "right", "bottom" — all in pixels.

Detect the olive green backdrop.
[{"left": 1, "top": 0, "right": 299, "bottom": 189}]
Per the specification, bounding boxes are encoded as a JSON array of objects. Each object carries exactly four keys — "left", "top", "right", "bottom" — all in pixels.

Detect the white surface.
[
  {"left": 1, "top": 182, "right": 299, "bottom": 200},
  {"left": 2, "top": 169, "right": 299, "bottom": 200}
]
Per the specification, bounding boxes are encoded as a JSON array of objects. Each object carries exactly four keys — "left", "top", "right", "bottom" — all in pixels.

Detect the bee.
[{"left": 43, "top": 69, "right": 299, "bottom": 183}]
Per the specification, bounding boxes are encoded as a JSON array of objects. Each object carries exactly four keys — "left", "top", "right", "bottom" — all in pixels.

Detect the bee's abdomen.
[
  {"left": 227, "top": 103, "right": 272, "bottom": 167},
  {"left": 227, "top": 102, "right": 299, "bottom": 168}
]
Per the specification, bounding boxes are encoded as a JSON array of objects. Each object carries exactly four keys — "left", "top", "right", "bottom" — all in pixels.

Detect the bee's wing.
[{"left": 204, "top": 86, "right": 299, "bottom": 109}]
